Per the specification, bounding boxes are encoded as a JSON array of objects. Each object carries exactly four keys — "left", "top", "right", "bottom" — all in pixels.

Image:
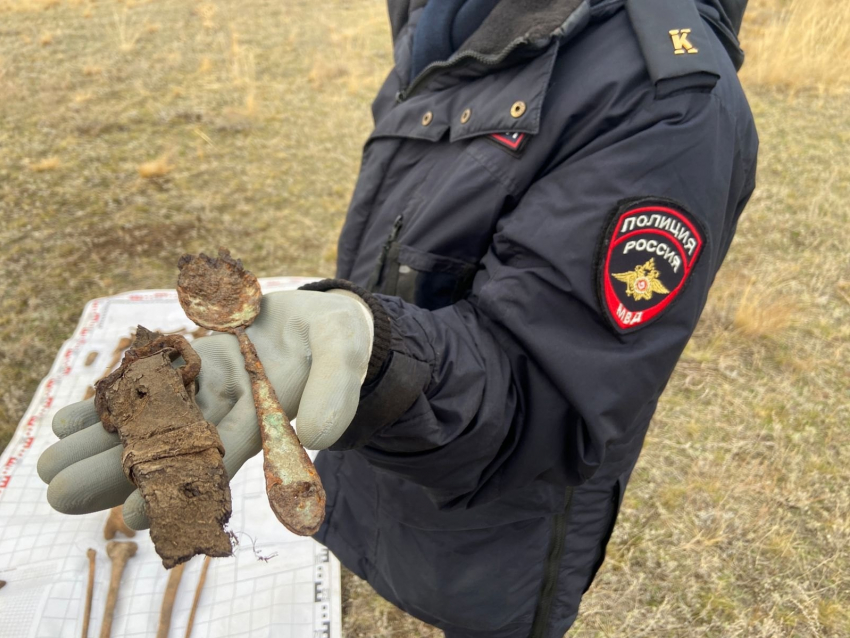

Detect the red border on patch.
[
  {"left": 600, "top": 202, "right": 705, "bottom": 332},
  {"left": 490, "top": 132, "right": 526, "bottom": 150}
]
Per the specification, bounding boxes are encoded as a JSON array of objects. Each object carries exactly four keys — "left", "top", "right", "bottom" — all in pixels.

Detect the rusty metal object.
[
  {"left": 83, "top": 335, "right": 135, "bottom": 400},
  {"left": 96, "top": 329, "right": 232, "bottom": 568},
  {"left": 176, "top": 248, "right": 325, "bottom": 536}
]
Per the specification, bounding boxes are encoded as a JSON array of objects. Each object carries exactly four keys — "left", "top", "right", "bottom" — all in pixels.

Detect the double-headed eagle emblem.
[{"left": 612, "top": 258, "right": 670, "bottom": 301}]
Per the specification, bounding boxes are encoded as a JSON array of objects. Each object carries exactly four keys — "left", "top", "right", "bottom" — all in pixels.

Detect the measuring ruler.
[{"left": 313, "top": 544, "right": 338, "bottom": 637}]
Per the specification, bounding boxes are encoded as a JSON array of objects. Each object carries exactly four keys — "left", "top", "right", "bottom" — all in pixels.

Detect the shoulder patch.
[
  {"left": 625, "top": 0, "right": 720, "bottom": 97},
  {"left": 596, "top": 197, "right": 706, "bottom": 333}
]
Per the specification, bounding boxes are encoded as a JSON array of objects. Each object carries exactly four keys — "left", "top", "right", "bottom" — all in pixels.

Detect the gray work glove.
[{"left": 37, "top": 288, "right": 377, "bottom": 530}]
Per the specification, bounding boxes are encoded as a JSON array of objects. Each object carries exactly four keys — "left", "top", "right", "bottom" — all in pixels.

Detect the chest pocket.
[
  {"left": 355, "top": 45, "right": 558, "bottom": 309},
  {"left": 367, "top": 217, "right": 478, "bottom": 311}
]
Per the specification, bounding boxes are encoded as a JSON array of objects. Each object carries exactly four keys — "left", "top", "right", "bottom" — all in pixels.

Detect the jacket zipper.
[
  {"left": 529, "top": 487, "right": 573, "bottom": 638},
  {"left": 386, "top": 214, "right": 404, "bottom": 247},
  {"left": 366, "top": 215, "right": 404, "bottom": 291}
]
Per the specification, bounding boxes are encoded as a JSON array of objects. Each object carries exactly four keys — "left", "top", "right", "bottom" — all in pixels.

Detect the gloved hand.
[{"left": 37, "top": 287, "right": 378, "bottom": 530}]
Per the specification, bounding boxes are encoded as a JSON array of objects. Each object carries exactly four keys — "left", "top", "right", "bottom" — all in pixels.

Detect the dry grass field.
[{"left": 1, "top": 0, "right": 848, "bottom": 636}]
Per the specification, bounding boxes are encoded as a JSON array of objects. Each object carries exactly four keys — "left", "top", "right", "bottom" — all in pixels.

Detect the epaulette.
[{"left": 626, "top": 0, "right": 720, "bottom": 98}]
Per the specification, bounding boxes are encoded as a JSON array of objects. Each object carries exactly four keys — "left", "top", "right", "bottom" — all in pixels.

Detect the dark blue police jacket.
[{"left": 307, "top": 1, "right": 758, "bottom": 635}]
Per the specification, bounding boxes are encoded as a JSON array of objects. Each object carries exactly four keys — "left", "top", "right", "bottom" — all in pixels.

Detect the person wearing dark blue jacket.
[{"left": 39, "top": 1, "right": 758, "bottom": 635}]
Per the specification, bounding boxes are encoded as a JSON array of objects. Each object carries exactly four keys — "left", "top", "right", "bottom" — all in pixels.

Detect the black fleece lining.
[{"left": 458, "top": 0, "right": 585, "bottom": 56}]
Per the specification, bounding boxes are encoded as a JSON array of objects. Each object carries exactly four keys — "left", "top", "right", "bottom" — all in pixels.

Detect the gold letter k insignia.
[{"left": 669, "top": 29, "right": 698, "bottom": 55}]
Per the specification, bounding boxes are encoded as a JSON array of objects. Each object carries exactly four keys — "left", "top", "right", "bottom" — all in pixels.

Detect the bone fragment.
[
  {"left": 81, "top": 548, "right": 96, "bottom": 638},
  {"left": 184, "top": 556, "right": 211, "bottom": 638},
  {"left": 99, "top": 541, "right": 138, "bottom": 638},
  {"left": 156, "top": 562, "right": 186, "bottom": 638},
  {"left": 103, "top": 506, "right": 136, "bottom": 540}
]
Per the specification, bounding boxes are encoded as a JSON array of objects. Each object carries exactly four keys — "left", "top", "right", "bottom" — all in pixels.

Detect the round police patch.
[{"left": 597, "top": 197, "right": 705, "bottom": 333}]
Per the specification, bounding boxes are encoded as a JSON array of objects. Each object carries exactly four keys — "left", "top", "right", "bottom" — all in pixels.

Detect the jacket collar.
[
  {"left": 377, "top": 0, "right": 613, "bottom": 142},
  {"left": 371, "top": 40, "right": 561, "bottom": 144},
  {"left": 458, "top": 0, "right": 587, "bottom": 58},
  {"left": 392, "top": 0, "right": 747, "bottom": 99},
  {"left": 376, "top": 0, "right": 748, "bottom": 144},
  {"left": 396, "top": 0, "right": 595, "bottom": 102}
]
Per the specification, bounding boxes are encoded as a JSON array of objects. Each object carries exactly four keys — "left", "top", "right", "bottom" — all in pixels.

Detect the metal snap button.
[
  {"left": 422, "top": 111, "right": 433, "bottom": 126},
  {"left": 510, "top": 101, "right": 527, "bottom": 118},
  {"left": 460, "top": 108, "right": 472, "bottom": 124}
]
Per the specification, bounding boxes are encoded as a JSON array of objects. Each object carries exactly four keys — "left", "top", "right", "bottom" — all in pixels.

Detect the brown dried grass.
[
  {"left": 732, "top": 282, "right": 797, "bottom": 338},
  {"left": 28, "top": 156, "right": 60, "bottom": 171},
  {"left": 741, "top": 0, "right": 850, "bottom": 93},
  {"left": 137, "top": 154, "right": 174, "bottom": 178}
]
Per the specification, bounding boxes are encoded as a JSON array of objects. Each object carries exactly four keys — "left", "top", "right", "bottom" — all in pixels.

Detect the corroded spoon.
[{"left": 176, "top": 248, "right": 325, "bottom": 535}]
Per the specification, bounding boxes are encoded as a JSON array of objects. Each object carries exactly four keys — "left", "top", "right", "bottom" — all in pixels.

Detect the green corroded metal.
[{"left": 176, "top": 249, "right": 325, "bottom": 536}]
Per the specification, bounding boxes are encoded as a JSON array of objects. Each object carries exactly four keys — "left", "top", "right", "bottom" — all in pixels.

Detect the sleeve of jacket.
[{"left": 339, "top": 89, "right": 757, "bottom": 508}]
